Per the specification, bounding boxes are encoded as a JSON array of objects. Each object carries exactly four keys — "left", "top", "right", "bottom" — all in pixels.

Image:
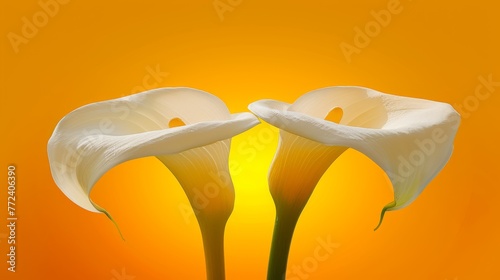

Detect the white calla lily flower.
[
  {"left": 249, "top": 86, "right": 460, "bottom": 280},
  {"left": 48, "top": 87, "right": 259, "bottom": 280}
]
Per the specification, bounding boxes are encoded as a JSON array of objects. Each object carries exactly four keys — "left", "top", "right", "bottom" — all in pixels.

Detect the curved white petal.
[
  {"left": 48, "top": 87, "right": 259, "bottom": 213},
  {"left": 249, "top": 86, "right": 460, "bottom": 227}
]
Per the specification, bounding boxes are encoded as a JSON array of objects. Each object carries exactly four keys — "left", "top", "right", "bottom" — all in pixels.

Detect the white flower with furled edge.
[
  {"left": 48, "top": 87, "right": 259, "bottom": 280},
  {"left": 249, "top": 86, "right": 460, "bottom": 280}
]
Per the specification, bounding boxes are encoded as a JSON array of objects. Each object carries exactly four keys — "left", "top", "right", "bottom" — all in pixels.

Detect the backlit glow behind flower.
[
  {"left": 48, "top": 87, "right": 259, "bottom": 280},
  {"left": 249, "top": 86, "right": 460, "bottom": 280}
]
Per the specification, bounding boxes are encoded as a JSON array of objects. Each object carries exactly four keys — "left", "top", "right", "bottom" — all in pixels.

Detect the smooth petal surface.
[
  {"left": 159, "top": 139, "right": 236, "bottom": 222},
  {"left": 249, "top": 86, "right": 460, "bottom": 225},
  {"left": 267, "top": 130, "right": 346, "bottom": 213},
  {"left": 48, "top": 87, "right": 259, "bottom": 213}
]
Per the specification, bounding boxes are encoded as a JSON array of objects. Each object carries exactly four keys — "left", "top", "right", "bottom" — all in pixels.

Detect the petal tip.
[
  {"left": 374, "top": 201, "right": 397, "bottom": 231},
  {"left": 90, "top": 200, "right": 125, "bottom": 241}
]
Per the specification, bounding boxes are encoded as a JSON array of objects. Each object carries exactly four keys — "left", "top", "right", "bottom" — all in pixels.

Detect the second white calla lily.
[
  {"left": 48, "top": 87, "right": 259, "bottom": 280},
  {"left": 249, "top": 86, "right": 460, "bottom": 280}
]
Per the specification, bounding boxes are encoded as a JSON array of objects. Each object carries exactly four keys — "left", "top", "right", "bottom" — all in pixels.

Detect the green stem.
[
  {"left": 199, "top": 222, "right": 227, "bottom": 280},
  {"left": 267, "top": 209, "right": 301, "bottom": 280}
]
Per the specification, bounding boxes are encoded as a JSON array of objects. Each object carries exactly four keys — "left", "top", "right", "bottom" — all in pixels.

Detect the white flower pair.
[{"left": 48, "top": 87, "right": 460, "bottom": 280}]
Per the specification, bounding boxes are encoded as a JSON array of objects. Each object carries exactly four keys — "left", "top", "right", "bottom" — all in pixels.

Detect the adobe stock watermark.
[
  {"left": 178, "top": 168, "right": 235, "bottom": 225},
  {"left": 286, "top": 235, "right": 340, "bottom": 280},
  {"left": 110, "top": 64, "right": 169, "bottom": 120},
  {"left": 129, "top": 64, "right": 169, "bottom": 95},
  {"left": 235, "top": 125, "right": 275, "bottom": 164},
  {"left": 213, "top": 0, "right": 243, "bottom": 22},
  {"left": 387, "top": 127, "right": 450, "bottom": 184},
  {"left": 7, "top": 0, "right": 72, "bottom": 54},
  {"left": 454, "top": 73, "right": 499, "bottom": 119},
  {"left": 53, "top": 64, "right": 168, "bottom": 176},
  {"left": 340, "top": 0, "right": 411, "bottom": 63},
  {"left": 111, "top": 267, "right": 135, "bottom": 280}
]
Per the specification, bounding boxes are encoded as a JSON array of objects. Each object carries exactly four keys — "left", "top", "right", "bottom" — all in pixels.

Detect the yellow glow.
[{"left": 3, "top": 0, "right": 497, "bottom": 278}]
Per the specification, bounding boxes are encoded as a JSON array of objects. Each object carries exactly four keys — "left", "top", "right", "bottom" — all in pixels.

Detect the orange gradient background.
[{"left": 1, "top": 0, "right": 499, "bottom": 279}]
